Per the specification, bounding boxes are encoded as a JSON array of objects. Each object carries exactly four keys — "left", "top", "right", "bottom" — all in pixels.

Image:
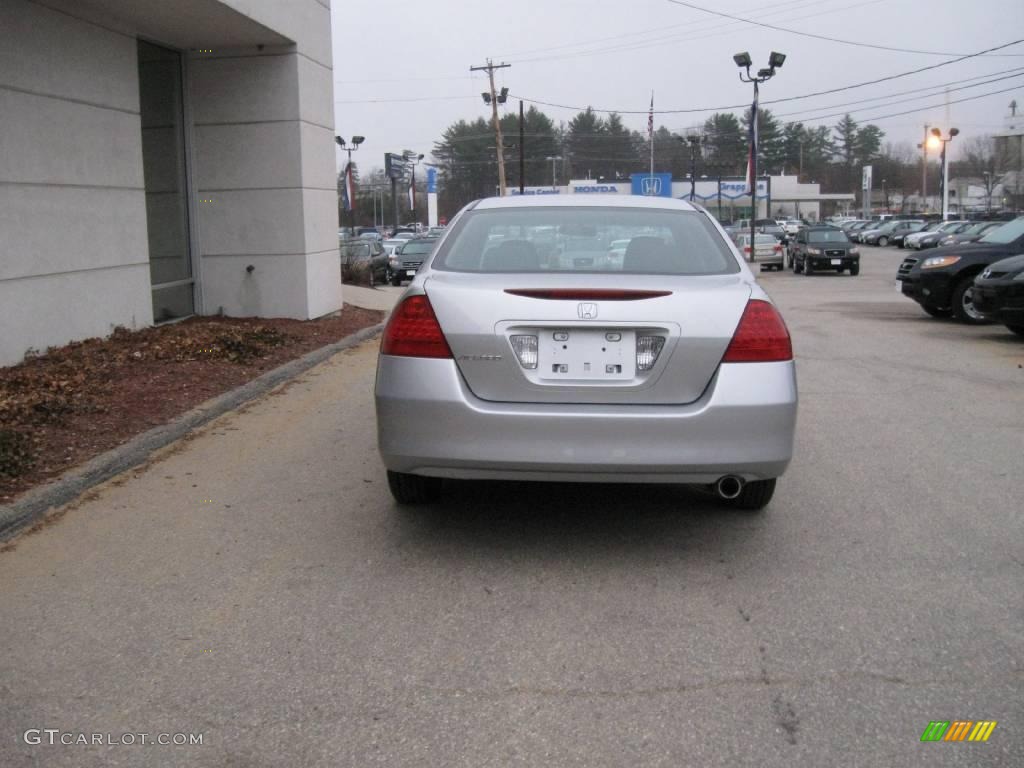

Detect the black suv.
[
  {"left": 388, "top": 238, "right": 438, "bottom": 286},
  {"left": 790, "top": 226, "right": 860, "bottom": 275},
  {"left": 898, "top": 216, "right": 1024, "bottom": 324}
]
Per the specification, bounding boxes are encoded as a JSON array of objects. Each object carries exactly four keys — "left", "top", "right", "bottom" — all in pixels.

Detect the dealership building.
[
  {"left": 0, "top": 0, "right": 338, "bottom": 366},
  {"left": 511, "top": 173, "right": 855, "bottom": 221}
]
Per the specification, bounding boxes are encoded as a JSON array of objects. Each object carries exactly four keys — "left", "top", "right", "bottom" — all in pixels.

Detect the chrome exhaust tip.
[{"left": 716, "top": 475, "right": 744, "bottom": 500}]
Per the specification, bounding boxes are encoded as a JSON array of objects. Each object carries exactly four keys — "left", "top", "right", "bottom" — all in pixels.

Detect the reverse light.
[
  {"left": 636, "top": 335, "right": 665, "bottom": 371},
  {"left": 510, "top": 335, "right": 538, "bottom": 368},
  {"left": 722, "top": 300, "right": 792, "bottom": 363},
  {"left": 381, "top": 295, "right": 452, "bottom": 358},
  {"left": 922, "top": 255, "right": 961, "bottom": 269}
]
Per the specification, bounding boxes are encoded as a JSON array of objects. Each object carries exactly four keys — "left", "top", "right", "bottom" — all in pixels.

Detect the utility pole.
[
  {"left": 470, "top": 59, "right": 511, "bottom": 196},
  {"left": 519, "top": 100, "right": 525, "bottom": 194}
]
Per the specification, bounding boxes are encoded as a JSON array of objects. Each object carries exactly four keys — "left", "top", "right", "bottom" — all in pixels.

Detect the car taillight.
[
  {"left": 773, "top": 245, "right": 782, "bottom": 252},
  {"left": 743, "top": 246, "right": 751, "bottom": 253},
  {"left": 722, "top": 300, "right": 792, "bottom": 363},
  {"left": 381, "top": 295, "right": 452, "bottom": 358}
]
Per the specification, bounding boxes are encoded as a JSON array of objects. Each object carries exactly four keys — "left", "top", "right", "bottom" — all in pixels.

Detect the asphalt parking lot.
[{"left": 1, "top": 246, "right": 1021, "bottom": 767}]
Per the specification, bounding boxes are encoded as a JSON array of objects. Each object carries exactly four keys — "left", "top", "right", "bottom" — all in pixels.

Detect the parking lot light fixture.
[
  {"left": 930, "top": 128, "right": 959, "bottom": 220},
  {"left": 735, "top": 52, "right": 786, "bottom": 261}
]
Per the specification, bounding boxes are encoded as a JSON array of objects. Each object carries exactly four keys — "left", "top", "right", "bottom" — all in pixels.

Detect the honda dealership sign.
[{"left": 630, "top": 173, "right": 673, "bottom": 197}]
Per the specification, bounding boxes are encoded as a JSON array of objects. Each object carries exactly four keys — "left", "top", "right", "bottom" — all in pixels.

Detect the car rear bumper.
[{"left": 375, "top": 356, "right": 798, "bottom": 483}]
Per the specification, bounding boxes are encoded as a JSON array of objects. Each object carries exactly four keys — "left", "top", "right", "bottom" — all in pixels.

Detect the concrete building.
[{"left": 0, "top": 0, "right": 339, "bottom": 366}]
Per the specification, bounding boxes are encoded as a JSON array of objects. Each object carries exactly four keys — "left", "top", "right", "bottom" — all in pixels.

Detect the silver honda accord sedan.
[{"left": 375, "top": 195, "right": 797, "bottom": 510}]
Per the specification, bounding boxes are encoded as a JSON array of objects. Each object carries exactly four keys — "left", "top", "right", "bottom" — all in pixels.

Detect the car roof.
[{"left": 472, "top": 195, "right": 699, "bottom": 211}]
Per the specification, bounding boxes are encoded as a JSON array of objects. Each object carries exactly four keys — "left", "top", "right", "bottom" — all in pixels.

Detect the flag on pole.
[
  {"left": 408, "top": 182, "right": 415, "bottom": 211},
  {"left": 648, "top": 92, "right": 654, "bottom": 140},
  {"left": 648, "top": 91, "right": 655, "bottom": 180},
  {"left": 745, "top": 99, "right": 758, "bottom": 195},
  {"left": 341, "top": 162, "right": 356, "bottom": 212}
]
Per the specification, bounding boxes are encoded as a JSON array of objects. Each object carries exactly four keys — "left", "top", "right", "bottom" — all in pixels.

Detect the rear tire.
[
  {"left": 723, "top": 479, "right": 776, "bottom": 511},
  {"left": 1007, "top": 324, "right": 1024, "bottom": 337},
  {"left": 390, "top": 275, "right": 402, "bottom": 287},
  {"left": 386, "top": 471, "right": 442, "bottom": 505},
  {"left": 950, "top": 276, "right": 991, "bottom": 325},
  {"left": 804, "top": 259, "right": 814, "bottom": 276},
  {"left": 849, "top": 264, "right": 860, "bottom": 276}
]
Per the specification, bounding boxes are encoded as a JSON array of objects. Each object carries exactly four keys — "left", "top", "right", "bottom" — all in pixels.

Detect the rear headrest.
[
  {"left": 481, "top": 240, "right": 540, "bottom": 271},
  {"left": 623, "top": 236, "right": 676, "bottom": 273}
]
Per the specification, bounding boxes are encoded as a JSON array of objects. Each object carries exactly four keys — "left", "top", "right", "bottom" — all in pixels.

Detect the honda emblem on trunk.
[{"left": 577, "top": 303, "right": 598, "bottom": 319}]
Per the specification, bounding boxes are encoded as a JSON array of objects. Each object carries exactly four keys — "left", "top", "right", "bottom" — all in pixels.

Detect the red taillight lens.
[
  {"left": 381, "top": 295, "right": 452, "bottom": 358},
  {"left": 742, "top": 246, "right": 751, "bottom": 253},
  {"left": 722, "top": 299, "right": 792, "bottom": 363}
]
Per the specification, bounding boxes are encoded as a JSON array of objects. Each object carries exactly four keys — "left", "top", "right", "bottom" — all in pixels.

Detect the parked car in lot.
[
  {"left": 901, "top": 220, "right": 944, "bottom": 248},
  {"left": 973, "top": 254, "right": 1024, "bottom": 336},
  {"left": 937, "top": 220, "right": 1002, "bottom": 247},
  {"left": 734, "top": 233, "right": 785, "bottom": 271},
  {"left": 388, "top": 237, "right": 438, "bottom": 286},
  {"left": 898, "top": 216, "right": 1024, "bottom": 323},
  {"left": 790, "top": 226, "right": 860, "bottom": 275},
  {"left": 781, "top": 219, "right": 804, "bottom": 237},
  {"left": 376, "top": 196, "right": 797, "bottom": 510},
  {"left": 863, "top": 219, "right": 924, "bottom": 247},
  {"left": 891, "top": 221, "right": 929, "bottom": 248},
  {"left": 905, "top": 221, "right": 967, "bottom": 249},
  {"left": 382, "top": 238, "right": 406, "bottom": 257},
  {"left": 341, "top": 239, "right": 388, "bottom": 285},
  {"left": 844, "top": 221, "right": 873, "bottom": 240}
]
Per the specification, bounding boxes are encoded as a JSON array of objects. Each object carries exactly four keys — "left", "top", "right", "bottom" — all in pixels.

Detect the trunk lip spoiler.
[{"left": 503, "top": 289, "right": 673, "bottom": 301}]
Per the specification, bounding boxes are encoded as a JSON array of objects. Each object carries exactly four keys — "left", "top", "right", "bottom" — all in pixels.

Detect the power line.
[
  {"left": 796, "top": 83, "right": 1024, "bottom": 125},
  {"left": 664, "top": 0, "right": 1024, "bottom": 57},
  {"left": 774, "top": 68, "right": 1024, "bottom": 119},
  {"left": 511, "top": 39, "right": 1024, "bottom": 115},
  {"left": 493, "top": 0, "right": 821, "bottom": 60}
]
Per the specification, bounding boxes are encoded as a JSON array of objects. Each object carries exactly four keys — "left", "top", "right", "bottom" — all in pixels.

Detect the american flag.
[{"left": 746, "top": 99, "right": 758, "bottom": 194}]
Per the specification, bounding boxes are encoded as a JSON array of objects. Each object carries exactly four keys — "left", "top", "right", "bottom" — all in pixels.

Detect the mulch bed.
[{"left": 0, "top": 306, "right": 385, "bottom": 504}]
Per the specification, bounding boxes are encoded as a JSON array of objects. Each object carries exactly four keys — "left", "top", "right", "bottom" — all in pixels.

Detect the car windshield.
[
  {"left": 433, "top": 207, "right": 738, "bottom": 275},
  {"left": 807, "top": 230, "right": 850, "bottom": 243},
  {"left": 398, "top": 240, "right": 437, "bottom": 255},
  {"left": 980, "top": 218, "right": 1023, "bottom": 244}
]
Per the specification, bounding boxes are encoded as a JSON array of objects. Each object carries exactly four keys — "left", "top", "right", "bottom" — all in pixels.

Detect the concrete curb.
[{"left": 0, "top": 323, "right": 385, "bottom": 541}]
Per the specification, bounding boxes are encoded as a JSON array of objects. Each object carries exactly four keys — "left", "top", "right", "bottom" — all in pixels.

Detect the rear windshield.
[
  {"left": 807, "top": 230, "right": 849, "bottom": 243},
  {"left": 432, "top": 207, "right": 738, "bottom": 275}
]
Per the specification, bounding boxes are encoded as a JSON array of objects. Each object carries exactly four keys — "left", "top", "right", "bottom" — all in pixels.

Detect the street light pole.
[
  {"left": 334, "top": 135, "right": 364, "bottom": 230},
  {"left": 734, "top": 51, "right": 786, "bottom": 263},
  {"left": 545, "top": 155, "right": 562, "bottom": 191},
  {"left": 931, "top": 127, "right": 959, "bottom": 220}
]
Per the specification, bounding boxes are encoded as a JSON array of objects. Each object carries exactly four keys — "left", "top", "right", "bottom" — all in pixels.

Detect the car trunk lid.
[{"left": 423, "top": 272, "right": 751, "bottom": 405}]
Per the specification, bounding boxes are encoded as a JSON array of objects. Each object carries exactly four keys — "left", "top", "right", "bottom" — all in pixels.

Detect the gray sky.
[{"left": 331, "top": 0, "right": 1024, "bottom": 173}]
